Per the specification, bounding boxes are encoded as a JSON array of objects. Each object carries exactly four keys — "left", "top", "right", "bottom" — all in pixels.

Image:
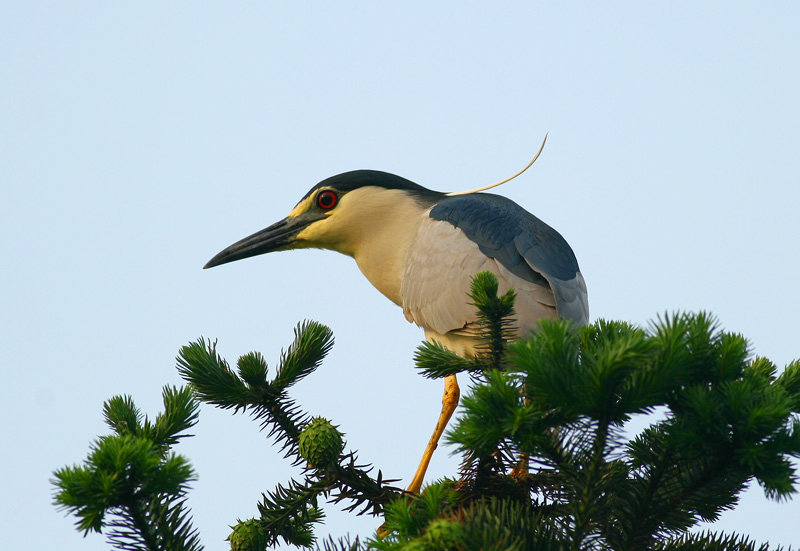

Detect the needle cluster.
[{"left": 52, "top": 387, "right": 202, "bottom": 551}]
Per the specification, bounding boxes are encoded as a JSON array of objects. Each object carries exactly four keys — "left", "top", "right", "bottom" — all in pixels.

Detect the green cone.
[
  {"left": 227, "top": 519, "right": 267, "bottom": 551},
  {"left": 298, "top": 417, "right": 344, "bottom": 468}
]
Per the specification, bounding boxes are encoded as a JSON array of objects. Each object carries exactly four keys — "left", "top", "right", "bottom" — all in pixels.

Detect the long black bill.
[{"left": 204, "top": 215, "right": 318, "bottom": 269}]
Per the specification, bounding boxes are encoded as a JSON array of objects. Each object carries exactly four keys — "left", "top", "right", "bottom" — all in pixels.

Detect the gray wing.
[{"left": 402, "top": 193, "right": 588, "bottom": 335}]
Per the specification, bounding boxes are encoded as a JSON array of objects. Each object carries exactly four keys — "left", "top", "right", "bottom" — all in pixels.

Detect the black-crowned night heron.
[{"left": 205, "top": 145, "right": 588, "bottom": 494}]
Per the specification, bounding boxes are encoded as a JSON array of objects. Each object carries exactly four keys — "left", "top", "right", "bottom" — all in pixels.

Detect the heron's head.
[{"left": 204, "top": 170, "right": 444, "bottom": 269}]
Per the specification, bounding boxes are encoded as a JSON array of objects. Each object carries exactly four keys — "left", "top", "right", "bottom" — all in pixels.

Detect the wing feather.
[
  {"left": 401, "top": 194, "right": 589, "bottom": 338},
  {"left": 401, "top": 217, "right": 564, "bottom": 337}
]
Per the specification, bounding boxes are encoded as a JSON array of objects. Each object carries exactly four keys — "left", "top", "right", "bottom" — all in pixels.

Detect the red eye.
[{"left": 316, "top": 190, "right": 339, "bottom": 210}]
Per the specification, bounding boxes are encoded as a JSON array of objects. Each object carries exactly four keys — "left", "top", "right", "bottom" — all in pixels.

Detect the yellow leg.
[
  {"left": 509, "top": 452, "right": 529, "bottom": 479},
  {"left": 406, "top": 374, "right": 460, "bottom": 494}
]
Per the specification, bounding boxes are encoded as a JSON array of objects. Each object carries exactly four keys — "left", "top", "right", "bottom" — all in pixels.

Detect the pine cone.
[
  {"left": 227, "top": 519, "right": 267, "bottom": 551},
  {"left": 298, "top": 417, "right": 344, "bottom": 468}
]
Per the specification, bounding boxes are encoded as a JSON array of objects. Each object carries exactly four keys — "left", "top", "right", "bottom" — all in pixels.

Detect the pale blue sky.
[{"left": 2, "top": 3, "right": 799, "bottom": 549}]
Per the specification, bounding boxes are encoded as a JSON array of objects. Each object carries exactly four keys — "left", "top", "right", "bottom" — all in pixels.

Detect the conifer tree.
[
  {"left": 54, "top": 272, "right": 800, "bottom": 550},
  {"left": 53, "top": 386, "right": 202, "bottom": 551}
]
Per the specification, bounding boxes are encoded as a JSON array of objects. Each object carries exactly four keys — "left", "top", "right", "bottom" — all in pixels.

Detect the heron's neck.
[
  {"left": 354, "top": 224, "right": 425, "bottom": 306},
  {"left": 334, "top": 190, "right": 426, "bottom": 306}
]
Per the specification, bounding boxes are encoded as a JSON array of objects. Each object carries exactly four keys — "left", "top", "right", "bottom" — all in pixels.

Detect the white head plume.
[{"left": 445, "top": 133, "right": 548, "bottom": 197}]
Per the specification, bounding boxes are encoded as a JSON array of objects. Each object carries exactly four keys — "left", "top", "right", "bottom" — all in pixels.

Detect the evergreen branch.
[
  {"left": 317, "top": 535, "right": 364, "bottom": 551},
  {"left": 653, "top": 530, "right": 778, "bottom": 551},
  {"left": 256, "top": 477, "right": 328, "bottom": 548},
  {"left": 53, "top": 388, "right": 201, "bottom": 551},
  {"left": 414, "top": 340, "right": 479, "bottom": 379},
  {"left": 569, "top": 419, "right": 616, "bottom": 548},
  {"left": 611, "top": 382, "right": 795, "bottom": 547},
  {"left": 374, "top": 484, "right": 459, "bottom": 547},
  {"left": 469, "top": 271, "right": 517, "bottom": 372},
  {"left": 274, "top": 321, "right": 334, "bottom": 391},
  {"left": 254, "top": 393, "right": 311, "bottom": 466},
  {"left": 446, "top": 369, "right": 523, "bottom": 461},
  {"left": 373, "top": 496, "right": 567, "bottom": 551},
  {"left": 107, "top": 497, "right": 201, "bottom": 551},
  {"left": 775, "top": 360, "right": 800, "bottom": 413},
  {"left": 177, "top": 338, "right": 250, "bottom": 412},
  {"left": 176, "top": 327, "right": 329, "bottom": 466},
  {"left": 611, "top": 424, "right": 688, "bottom": 548},
  {"left": 103, "top": 395, "right": 143, "bottom": 436},
  {"left": 151, "top": 386, "right": 200, "bottom": 449},
  {"left": 242, "top": 323, "right": 334, "bottom": 465},
  {"left": 328, "top": 453, "right": 403, "bottom": 515},
  {"left": 577, "top": 320, "right": 656, "bottom": 422},
  {"left": 238, "top": 351, "right": 269, "bottom": 386},
  {"left": 509, "top": 320, "right": 583, "bottom": 416},
  {"left": 612, "top": 440, "right": 744, "bottom": 546},
  {"left": 461, "top": 498, "right": 567, "bottom": 551}
]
